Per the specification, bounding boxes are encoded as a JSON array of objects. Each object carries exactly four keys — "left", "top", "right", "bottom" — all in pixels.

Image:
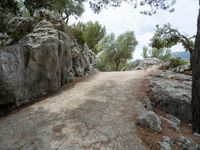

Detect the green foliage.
[
  {"left": 24, "top": 0, "right": 54, "bottom": 16},
  {"left": 143, "top": 24, "right": 195, "bottom": 62},
  {"left": 169, "top": 58, "right": 188, "bottom": 68},
  {"left": 68, "top": 27, "right": 85, "bottom": 46},
  {"left": 151, "top": 24, "right": 195, "bottom": 52},
  {"left": 54, "top": 0, "right": 85, "bottom": 24},
  {"left": 0, "top": 0, "right": 19, "bottom": 33},
  {"left": 73, "top": 21, "right": 106, "bottom": 54},
  {"left": 24, "top": 0, "right": 85, "bottom": 24},
  {"left": 18, "top": 1, "right": 30, "bottom": 17},
  {"left": 96, "top": 31, "right": 138, "bottom": 71},
  {"left": 150, "top": 24, "right": 179, "bottom": 49},
  {"left": 89, "top": 0, "right": 176, "bottom": 15},
  {"left": 142, "top": 46, "right": 171, "bottom": 61},
  {"left": 142, "top": 46, "right": 148, "bottom": 58}
]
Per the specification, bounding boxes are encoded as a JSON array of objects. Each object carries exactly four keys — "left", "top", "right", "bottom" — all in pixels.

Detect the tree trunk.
[
  {"left": 115, "top": 63, "right": 119, "bottom": 71},
  {"left": 192, "top": 6, "right": 200, "bottom": 133},
  {"left": 115, "top": 59, "right": 120, "bottom": 71},
  {"left": 190, "top": 51, "right": 192, "bottom": 69}
]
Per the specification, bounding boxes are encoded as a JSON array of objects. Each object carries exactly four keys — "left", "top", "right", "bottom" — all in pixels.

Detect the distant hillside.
[{"left": 171, "top": 51, "right": 190, "bottom": 61}]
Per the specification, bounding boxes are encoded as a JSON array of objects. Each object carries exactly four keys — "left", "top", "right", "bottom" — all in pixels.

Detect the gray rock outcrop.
[
  {"left": 159, "top": 136, "right": 173, "bottom": 150},
  {"left": 144, "top": 98, "right": 153, "bottom": 111},
  {"left": 123, "top": 58, "right": 162, "bottom": 71},
  {"left": 177, "top": 136, "right": 200, "bottom": 150},
  {"left": 0, "top": 15, "right": 96, "bottom": 114},
  {"left": 173, "top": 64, "right": 191, "bottom": 75},
  {"left": 136, "top": 111, "right": 162, "bottom": 132},
  {"left": 149, "top": 71, "right": 192, "bottom": 122},
  {"left": 161, "top": 116, "right": 180, "bottom": 132},
  {"left": 165, "top": 114, "right": 181, "bottom": 126}
]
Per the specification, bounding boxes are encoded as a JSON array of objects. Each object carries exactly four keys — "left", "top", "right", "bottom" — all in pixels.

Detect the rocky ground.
[
  {"left": 123, "top": 58, "right": 200, "bottom": 149},
  {"left": 0, "top": 71, "right": 148, "bottom": 150}
]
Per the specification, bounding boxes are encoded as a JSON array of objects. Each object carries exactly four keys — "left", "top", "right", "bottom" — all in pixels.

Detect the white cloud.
[{"left": 69, "top": 0, "right": 199, "bottom": 59}]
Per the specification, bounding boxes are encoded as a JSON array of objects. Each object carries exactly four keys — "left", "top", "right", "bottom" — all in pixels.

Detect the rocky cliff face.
[{"left": 0, "top": 13, "right": 96, "bottom": 114}]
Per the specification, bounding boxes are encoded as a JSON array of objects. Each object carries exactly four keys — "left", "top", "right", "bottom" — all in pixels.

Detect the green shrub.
[
  {"left": 169, "top": 57, "right": 188, "bottom": 68},
  {"left": 68, "top": 27, "right": 85, "bottom": 46}
]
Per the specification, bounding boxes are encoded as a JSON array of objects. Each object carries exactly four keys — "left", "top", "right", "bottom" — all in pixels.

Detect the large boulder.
[
  {"left": 123, "top": 58, "right": 162, "bottom": 71},
  {"left": 0, "top": 17, "right": 96, "bottom": 114},
  {"left": 136, "top": 111, "right": 162, "bottom": 132},
  {"left": 149, "top": 71, "right": 192, "bottom": 122},
  {"left": 173, "top": 64, "right": 192, "bottom": 75},
  {"left": 159, "top": 136, "right": 173, "bottom": 150},
  {"left": 0, "top": 20, "right": 72, "bottom": 108},
  {"left": 165, "top": 114, "right": 181, "bottom": 126},
  {"left": 177, "top": 136, "right": 200, "bottom": 150}
]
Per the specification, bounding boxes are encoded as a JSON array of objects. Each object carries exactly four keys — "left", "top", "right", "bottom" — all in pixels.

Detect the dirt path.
[{"left": 0, "top": 71, "right": 148, "bottom": 150}]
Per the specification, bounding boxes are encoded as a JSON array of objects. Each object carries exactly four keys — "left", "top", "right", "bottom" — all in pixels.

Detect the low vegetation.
[{"left": 169, "top": 58, "right": 188, "bottom": 68}]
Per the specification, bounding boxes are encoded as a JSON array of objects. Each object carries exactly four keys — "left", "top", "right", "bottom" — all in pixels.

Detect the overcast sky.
[{"left": 70, "top": 0, "right": 199, "bottom": 59}]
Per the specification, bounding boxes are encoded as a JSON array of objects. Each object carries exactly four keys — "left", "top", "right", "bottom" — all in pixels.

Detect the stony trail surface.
[{"left": 0, "top": 71, "right": 148, "bottom": 150}]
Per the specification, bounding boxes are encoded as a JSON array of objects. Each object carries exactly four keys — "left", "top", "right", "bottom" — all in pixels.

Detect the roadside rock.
[
  {"left": 123, "top": 58, "right": 162, "bottom": 71},
  {"left": 161, "top": 117, "right": 180, "bottom": 132},
  {"left": 158, "top": 61, "right": 170, "bottom": 70},
  {"left": 0, "top": 33, "right": 13, "bottom": 46},
  {"left": 0, "top": 16, "right": 96, "bottom": 114},
  {"left": 166, "top": 114, "right": 181, "bottom": 126},
  {"left": 173, "top": 64, "right": 191, "bottom": 73},
  {"left": 149, "top": 70, "right": 192, "bottom": 122},
  {"left": 177, "top": 136, "right": 200, "bottom": 150},
  {"left": 159, "top": 136, "right": 173, "bottom": 150},
  {"left": 0, "top": 20, "right": 72, "bottom": 108},
  {"left": 173, "top": 64, "right": 192, "bottom": 75},
  {"left": 144, "top": 98, "right": 153, "bottom": 111},
  {"left": 137, "top": 111, "right": 162, "bottom": 132}
]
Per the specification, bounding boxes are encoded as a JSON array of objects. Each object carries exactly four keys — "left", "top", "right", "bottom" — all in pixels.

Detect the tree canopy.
[
  {"left": 89, "top": 0, "right": 176, "bottom": 15},
  {"left": 142, "top": 46, "right": 171, "bottom": 61},
  {"left": 0, "top": 0, "right": 19, "bottom": 33},
  {"left": 24, "top": 0, "right": 54, "bottom": 16},
  {"left": 54, "top": 0, "right": 85, "bottom": 24},
  {"left": 97, "top": 31, "right": 138, "bottom": 71},
  {"left": 151, "top": 24, "right": 195, "bottom": 53},
  {"left": 142, "top": 24, "right": 195, "bottom": 61},
  {"left": 24, "top": 0, "right": 85, "bottom": 24},
  {"left": 73, "top": 21, "right": 106, "bottom": 54}
]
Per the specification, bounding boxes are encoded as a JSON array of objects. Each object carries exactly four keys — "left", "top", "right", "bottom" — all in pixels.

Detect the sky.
[{"left": 70, "top": 0, "right": 199, "bottom": 59}]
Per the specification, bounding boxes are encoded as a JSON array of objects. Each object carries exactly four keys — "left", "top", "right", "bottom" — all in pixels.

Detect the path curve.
[{"left": 0, "top": 71, "right": 148, "bottom": 150}]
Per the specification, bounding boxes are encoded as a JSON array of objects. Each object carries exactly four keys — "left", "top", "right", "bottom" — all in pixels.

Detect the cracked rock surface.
[{"left": 0, "top": 71, "right": 147, "bottom": 150}]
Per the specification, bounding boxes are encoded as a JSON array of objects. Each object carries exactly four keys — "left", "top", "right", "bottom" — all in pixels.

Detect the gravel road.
[{"left": 0, "top": 71, "right": 148, "bottom": 150}]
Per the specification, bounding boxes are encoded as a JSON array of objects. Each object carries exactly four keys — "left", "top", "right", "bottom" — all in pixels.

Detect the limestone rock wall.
[{"left": 0, "top": 16, "right": 96, "bottom": 113}]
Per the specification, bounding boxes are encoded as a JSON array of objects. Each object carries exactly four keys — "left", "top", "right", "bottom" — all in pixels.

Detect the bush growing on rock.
[
  {"left": 169, "top": 58, "right": 187, "bottom": 68},
  {"left": 7, "top": 17, "right": 35, "bottom": 40},
  {"left": 0, "top": 0, "right": 20, "bottom": 33},
  {"left": 73, "top": 21, "right": 107, "bottom": 54},
  {"left": 68, "top": 27, "right": 86, "bottom": 47}
]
